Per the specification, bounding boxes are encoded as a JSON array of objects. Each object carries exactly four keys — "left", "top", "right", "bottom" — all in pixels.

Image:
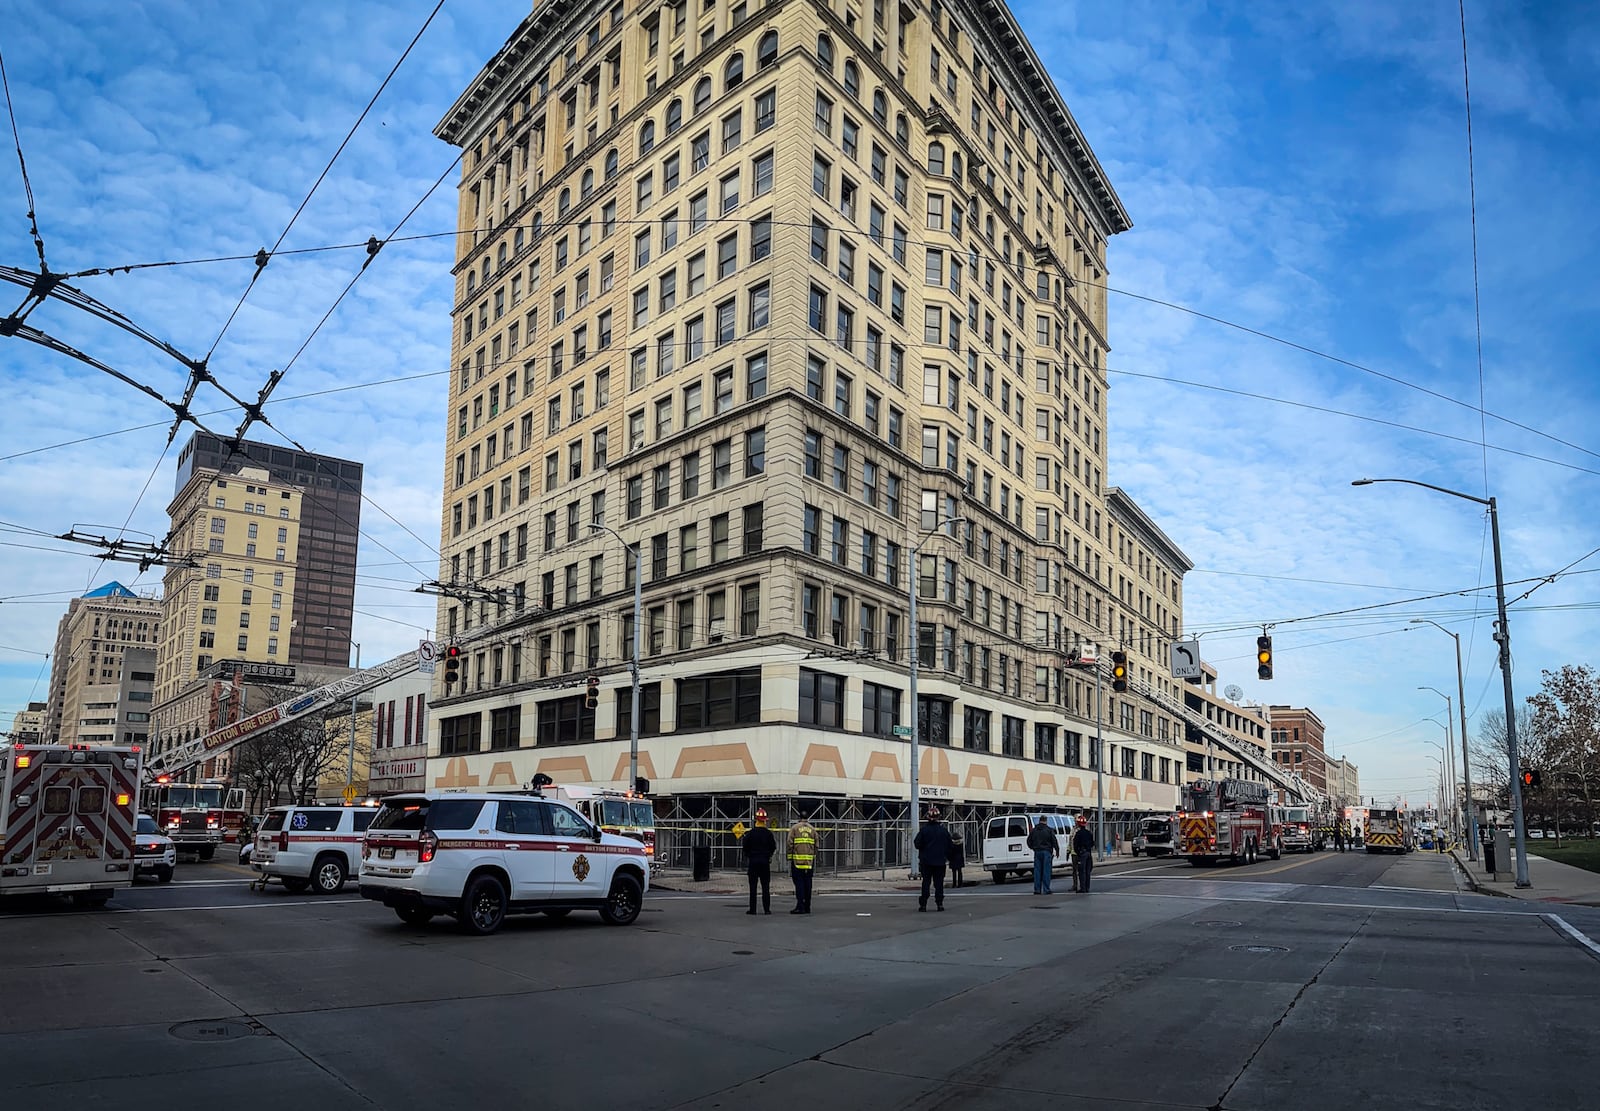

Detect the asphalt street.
[{"left": 2, "top": 850, "right": 1595, "bottom": 1110}]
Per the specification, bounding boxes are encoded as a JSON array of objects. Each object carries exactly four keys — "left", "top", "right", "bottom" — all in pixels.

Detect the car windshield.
[
  {"left": 136, "top": 815, "right": 159, "bottom": 835},
  {"left": 631, "top": 801, "right": 654, "bottom": 827},
  {"left": 163, "top": 786, "right": 224, "bottom": 809}
]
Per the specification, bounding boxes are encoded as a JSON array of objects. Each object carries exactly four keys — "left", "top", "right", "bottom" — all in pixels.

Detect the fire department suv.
[
  {"left": 2, "top": 743, "right": 144, "bottom": 906},
  {"left": 359, "top": 791, "right": 650, "bottom": 935}
]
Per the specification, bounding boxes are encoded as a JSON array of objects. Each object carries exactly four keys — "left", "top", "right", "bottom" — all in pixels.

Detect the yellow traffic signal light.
[
  {"left": 1257, "top": 635, "right": 1273, "bottom": 680},
  {"left": 1111, "top": 650, "right": 1128, "bottom": 693}
]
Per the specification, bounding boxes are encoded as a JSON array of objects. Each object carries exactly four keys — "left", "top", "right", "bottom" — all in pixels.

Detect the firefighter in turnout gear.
[
  {"left": 742, "top": 808, "right": 777, "bottom": 915},
  {"left": 787, "top": 810, "right": 818, "bottom": 914}
]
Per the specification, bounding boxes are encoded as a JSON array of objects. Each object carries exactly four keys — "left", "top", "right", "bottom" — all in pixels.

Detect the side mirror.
[{"left": 593, "top": 824, "right": 604, "bottom": 843}]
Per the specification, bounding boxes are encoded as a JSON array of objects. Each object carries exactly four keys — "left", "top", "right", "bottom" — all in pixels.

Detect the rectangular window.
[
  {"left": 798, "top": 668, "right": 844, "bottom": 727},
  {"left": 676, "top": 668, "right": 762, "bottom": 728}
]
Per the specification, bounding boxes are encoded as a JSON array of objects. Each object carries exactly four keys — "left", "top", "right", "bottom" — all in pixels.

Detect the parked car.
[
  {"left": 133, "top": 813, "right": 177, "bottom": 883},
  {"left": 253, "top": 805, "right": 377, "bottom": 894}
]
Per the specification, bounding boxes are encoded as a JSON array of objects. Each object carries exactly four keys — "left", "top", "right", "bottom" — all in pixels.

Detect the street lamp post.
[
  {"left": 591, "top": 523, "right": 642, "bottom": 793},
  {"left": 1419, "top": 687, "right": 1457, "bottom": 843},
  {"left": 325, "top": 627, "right": 361, "bottom": 794},
  {"left": 1354, "top": 478, "right": 1528, "bottom": 886},
  {"left": 1411, "top": 619, "right": 1478, "bottom": 859},
  {"left": 1422, "top": 740, "right": 1449, "bottom": 834},
  {"left": 907, "top": 516, "right": 966, "bottom": 879}
]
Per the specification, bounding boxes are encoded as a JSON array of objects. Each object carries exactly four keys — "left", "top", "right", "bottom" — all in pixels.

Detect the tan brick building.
[
  {"left": 426, "top": 0, "right": 1191, "bottom": 836},
  {"left": 43, "top": 583, "right": 161, "bottom": 745}
]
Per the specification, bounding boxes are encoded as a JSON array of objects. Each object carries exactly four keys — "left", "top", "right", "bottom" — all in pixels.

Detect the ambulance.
[{"left": 1, "top": 742, "right": 144, "bottom": 906}]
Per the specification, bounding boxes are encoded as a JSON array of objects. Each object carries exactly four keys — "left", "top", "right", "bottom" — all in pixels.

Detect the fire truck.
[
  {"left": 143, "top": 776, "right": 248, "bottom": 859},
  {"left": 1178, "top": 777, "right": 1276, "bottom": 866},
  {"left": 2, "top": 742, "right": 143, "bottom": 906},
  {"left": 1282, "top": 805, "right": 1326, "bottom": 852},
  {"left": 531, "top": 776, "right": 657, "bottom": 868},
  {"left": 1365, "top": 808, "right": 1411, "bottom": 854}
]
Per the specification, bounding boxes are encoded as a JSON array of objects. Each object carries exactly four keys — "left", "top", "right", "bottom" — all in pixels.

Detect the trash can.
[
  {"left": 1483, "top": 835, "right": 1496, "bottom": 875},
  {"left": 691, "top": 831, "right": 711, "bottom": 882}
]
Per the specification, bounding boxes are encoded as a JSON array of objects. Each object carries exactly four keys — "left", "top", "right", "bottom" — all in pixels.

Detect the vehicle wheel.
[
  {"left": 459, "top": 874, "right": 508, "bottom": 935},
  {"left": 542, "top": 908, "right": 573, "bottom": 918},
  {"left": 197, "top": 846, "right": 216, "bottom": 862},
  {"left": 281, "top": 877, "right": 308, "bottom": 894},
  {"left": 1189, "top": 856, "right": 1205, "bottom": 867},
  {"left": 311, "top": 854, "right": 347, "bottom": 895},
  {"left": 991, "top": 870, "right": 1006, "bottom": 884},
  {"left": 1269, "top": 841, "right": 1281, "bottom": 861},
  {"left": 395, "top": 906, "right": 433, "bottom": 927},
  {"left": 1132, "top": 846, "right": 1141, "bottom": 857},
  {"left": 600, "top": 874, "right": 643, "bottom": 926},
  {"left": 157, "top": 866, "right": 174, "bottom": 883}
]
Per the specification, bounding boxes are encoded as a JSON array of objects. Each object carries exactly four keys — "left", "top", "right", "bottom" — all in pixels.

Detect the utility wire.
[{"left": 0, "top": 41, "right": 45, "bottom": 269}]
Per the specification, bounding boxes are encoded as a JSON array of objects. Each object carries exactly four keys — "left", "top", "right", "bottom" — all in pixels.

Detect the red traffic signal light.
[
  {"left": 444, "top": 644, "right": 462, "bottom": 686},
  {"left": 1111, "top": 650, "right": 1128, "bottom": 693},
  {"left": 585, "top": 674, "right": 600, "bottom": 710},
  {"left": 1256, "top": 635, "right": 1273, "bottom": 680},
  {"left": 1521, "top": 769, "right": 1541, "bottom": 789}
]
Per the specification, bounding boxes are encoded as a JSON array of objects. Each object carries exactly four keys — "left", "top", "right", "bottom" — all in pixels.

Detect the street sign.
[
  {"left": 342, "top": 784, "right": 360, "bottom": 805},
  {"left": 893, "top": 725, "right": 912, "bottom": 737},
  {"left": 731, "top": 822, "right": 747, "bottom": 839},
  {"left": 1170, "top": 638, "right": 1202, "bottom": 680},
  {"left": 417, "top": 639, "right": 438, "bottom": 676}
]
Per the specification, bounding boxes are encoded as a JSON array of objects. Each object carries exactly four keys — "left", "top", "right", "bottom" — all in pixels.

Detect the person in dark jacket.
[
  {"left": 1026, "top": 815, "right": 1057, "bottom": 894},
  {"left": 914, "top": 806, "right": 953, "bottom": 911},
  {"left": 1071, "top": 816, "right": 1096, "bottom": 893},
  {"left": 742, "top": 808, "right": 777, "bottom": 915},
  {"left": 948, "top": 832, "right": 966, "bottom": 888}
]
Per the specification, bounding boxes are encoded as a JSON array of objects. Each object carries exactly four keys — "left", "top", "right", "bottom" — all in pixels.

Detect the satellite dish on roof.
[{"left": 1225, "top": 684, "right": 1244, "bottom": 702}]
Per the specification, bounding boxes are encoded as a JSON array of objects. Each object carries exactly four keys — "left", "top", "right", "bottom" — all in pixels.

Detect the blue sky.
[{"left": 2, "top": 1, "right": 1596, "bottom": 809}]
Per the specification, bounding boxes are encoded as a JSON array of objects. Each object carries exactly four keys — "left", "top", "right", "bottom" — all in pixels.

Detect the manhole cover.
[
  {"left": 1195, "top": 920, "right": 1242, "bottom": 928},
  {"left": 1228, "top": 944, "right": 1289, "bottom": 954},
  {"left": 1031, "top": 905, "right": 1060, "bottom": 910},
  {"left": 731, "top": 949, "right": 755, "bottom": 955},
  {"left": 169, "top": 1020, "right": 255, "bottom": 1042}
]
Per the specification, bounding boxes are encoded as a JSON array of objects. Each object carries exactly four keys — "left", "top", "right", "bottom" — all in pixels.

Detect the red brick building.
[{"left": 1269, "top": 706, "right": 1327, "bottom": 792}]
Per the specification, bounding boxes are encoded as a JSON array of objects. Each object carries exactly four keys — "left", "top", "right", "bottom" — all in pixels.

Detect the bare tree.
[
  {"left": 1528, "top": 664, "right": 1600, "bottom": 838},
  {"left": 229, "top": 688, "right": 348, "bottom": 810},
  {"left": 1471, "top": 704, "right": 1542, "bottom": 811}
]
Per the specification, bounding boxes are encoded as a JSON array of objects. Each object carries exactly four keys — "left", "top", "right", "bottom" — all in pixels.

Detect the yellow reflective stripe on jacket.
[{"left": 788, "top": 823, "right": 817, "bottom": 869}]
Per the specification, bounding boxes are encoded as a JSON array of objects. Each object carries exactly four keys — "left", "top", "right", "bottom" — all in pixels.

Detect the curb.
[{"left": 1448, "top": 849, "right": 1498, "bottom": 897}]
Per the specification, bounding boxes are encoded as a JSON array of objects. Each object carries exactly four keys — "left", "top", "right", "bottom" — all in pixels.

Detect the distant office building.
[
  {"left": 9, "top": 701, "right": 47, "bottom": 743},
  {"left": 1270, "top": 706, "right": 1327, "bottom": 792},
  {"left": 172, "top": 432, "right": 363, "bottom": 669},
  {"left": 43, "top": 582, "right": 161, "bottom": 745},
  {"left": 1326, "top": 754, "right": 1359, "bottom": 810}
]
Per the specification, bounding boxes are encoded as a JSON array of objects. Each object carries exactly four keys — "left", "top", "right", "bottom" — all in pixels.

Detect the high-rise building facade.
[
  {"left": 9, "top": 702, "right": 47, "bottom": 742},
  {"left": 172, "top": 432, "right": 363, "bottom": 668},
  {"left": 427, "top": 0, "right": 1188, "bottom": 831},
  {"left": 42, "top": 582, "right": 161, "bottom": 745}
]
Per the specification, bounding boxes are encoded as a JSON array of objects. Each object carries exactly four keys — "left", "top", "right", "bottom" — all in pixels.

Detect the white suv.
[
  {"left": 134, "top": 814, "right": 177, "bottom": 883},
  {"left": 359, "top": 791, "right": 650, "bottom": 935},
  {"left": 253, "top": 805, "right": 376, "bottom": 895}
]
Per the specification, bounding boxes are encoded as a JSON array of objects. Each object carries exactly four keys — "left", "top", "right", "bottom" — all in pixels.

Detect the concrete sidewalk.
[
  {"left": 654, "top": 852, "right": 1154, "bottom": 896},
  {"left": 1451, "top": 847, "right": 1600, "bottom": 907}
]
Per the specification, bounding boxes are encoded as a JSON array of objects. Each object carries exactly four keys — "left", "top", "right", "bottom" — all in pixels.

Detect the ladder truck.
[{"left": 1178, "top": 777, "right": 1275, "bottom": 866}]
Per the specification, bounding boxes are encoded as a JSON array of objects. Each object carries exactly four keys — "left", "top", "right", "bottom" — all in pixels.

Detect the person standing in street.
[
  {"left": 1027, "top": 815, "right": 1057, "bottom": 895},
  {"left": 742, "top": 808, "right": 777, "bottom": 915},
  {"left": 914, "top": 805, "right": 952, "bottom": 911},
  {"left": 1333, "top": 823, "right": 1345, "bottom": 853},
  {"left": 948, "top": 831, "right": 966, "bottom": 888},
  {"left": 787, "top": 809, "right": 818, "bottom": 914},
  {"left": 1071, "top": 815, "right": 1096, "bottom": 893}
]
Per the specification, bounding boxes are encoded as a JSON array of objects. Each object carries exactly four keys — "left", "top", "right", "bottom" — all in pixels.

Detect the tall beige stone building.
[
  {"left": 427, "top": 0, "right": 1192, "bottom": 840},
  {"left": 42, "top": 582, "right": 161, "bottom": 745}
]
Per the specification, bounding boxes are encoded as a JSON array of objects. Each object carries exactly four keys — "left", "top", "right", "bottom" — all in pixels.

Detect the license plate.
[{"left": 378, "top": 846, "right": 395, "bottom": 859}]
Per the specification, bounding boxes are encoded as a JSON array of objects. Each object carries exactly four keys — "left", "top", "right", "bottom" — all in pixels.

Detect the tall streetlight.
[
  {"left": 906, "top": 514, "right": 966, "bottom": 879},
  {"left": 1419, "top": 687, "right": 1457, "bottom": 842},
  {"left": 1421, "top": 738, "right": 1450, "bottom": 835},
  {"left": 1411, "top": 619, "right": 1477, "bottom": 859},
  {"left": 1423, "top": 752, "right": 1446, "bottom": 822},
  {"left": 1353, "top": 478, "right": 1528, "bottom": 885},
  {"left": 591, "top": 523, "right": 641, "bottom": 793},
  {"left": 325, "top": 627, "right": 361, "bottom": 794}
]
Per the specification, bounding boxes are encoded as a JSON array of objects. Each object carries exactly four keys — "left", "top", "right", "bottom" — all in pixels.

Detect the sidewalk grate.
[{"left": 1228, "top": 944, "right": 1289, "bottom": 954}]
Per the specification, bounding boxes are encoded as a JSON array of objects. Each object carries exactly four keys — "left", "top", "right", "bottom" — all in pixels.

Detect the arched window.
[
  {"left": 531, "top": 211, "right": 543, "bottom": 236},
  {"left": 928, "top": 142, "right": 946, "bottom": 176},
  {"left": 604, "top": 148, "right": 619, "bottom": 180},
  {"left": 724, "top": 52, "right": 745, "bottom": 89},
  {"left": 466, "top": 270, "right": 476, "bottom": 293},
  {"left": 895, "top": 112, "right": 909, "bottom": 148},
  {"left": 557, "top": 188, "right": 571, "bottom": 217},
  {"left": 480, "top": 257, "right": 490, "bottom": 284},
  {"left": 666, "top": 98, "right": 683, "bottom": 135},
  {"left": 639, "top": 120, "right": 656, "bottom": 155},
  {"left": 843, "top": 60, "right": 860, "bottom": 99},
  {"left": 496, "top": 243, "right": 508, "bottom": 271},
  {"left": 514, "top": 227, "right": 525, "bottom": 252},
  {"left": 816, "top": 33, "right": 834, "bottom": 71},
  {"left": 872, "top": 89, "right": 887, "bottom": 124},
  {"left": 757, "top": 30, "right": 778, "bottom": 69},
  {"left": 951, "top": 152, "right": 963, "bottom": 181},
  {"left": 580, "top": 168, "right": 595, "bottom": 198},
  {"left": 693, "top": 76, "right": 712, "bottom": 115}
]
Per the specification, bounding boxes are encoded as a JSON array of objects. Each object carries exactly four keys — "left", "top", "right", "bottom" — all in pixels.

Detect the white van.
[{"left": 980, "top": 813, "right": 1071, "bottom": 884}]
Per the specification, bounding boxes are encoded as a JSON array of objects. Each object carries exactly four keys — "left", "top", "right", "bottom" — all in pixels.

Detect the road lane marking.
[{"left": 1545, "top": 914, "right": 1600, "bottom": 959}]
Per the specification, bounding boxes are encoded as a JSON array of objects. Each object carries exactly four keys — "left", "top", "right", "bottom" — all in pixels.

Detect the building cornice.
[{"left": 1106, "top": 487, "right": 1193, "bottom": 572}]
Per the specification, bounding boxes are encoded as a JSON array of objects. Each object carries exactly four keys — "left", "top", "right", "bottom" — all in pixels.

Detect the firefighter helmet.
[
  {"left": 926, "top": 805, "right": 942, "bottom": 820},
  {"left": 754, "top": 808, "right": 768, "bottom": 825}
]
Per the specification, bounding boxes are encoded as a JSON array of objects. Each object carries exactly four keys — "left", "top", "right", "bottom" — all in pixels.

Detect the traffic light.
[
  {"left": 1111, "top": 650, "right": 1128, "bottom": 693},
  {"left": 1256, "top": 635, "right": 1273, "bottom": 680},
  {"left": 1521, "top": 768, "right": 1541, "bottom": 789},
  {"left": 585, "top": 674, "right": 600, "bottom": 710},
  {"left": 444, "top": 644, "right": 461, "bottom": 686}
]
